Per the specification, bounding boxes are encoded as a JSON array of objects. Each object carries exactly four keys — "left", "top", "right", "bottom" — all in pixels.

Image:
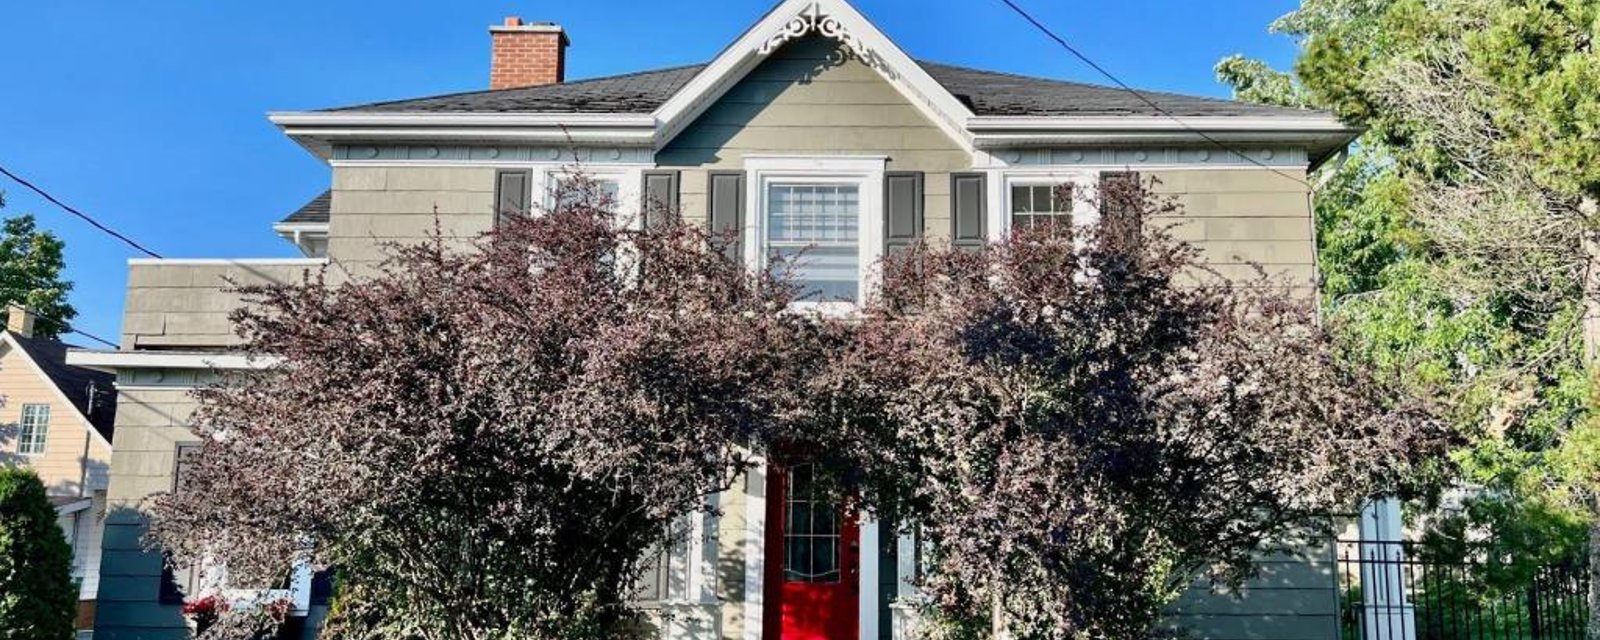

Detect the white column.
[
  {"left": 288, "top": 558, "right": 313, "bottom": 615},
  {"left": 1359, "top": 497, "right": 1416, "bottom": 640},
  {"left": 742, "top": 463, "right": 767, "bottom": 640},
  {"left": 859, "top": 515, "right": 879, "bottom": 640},
  {"left": 696, "top": 492, "right": 720, "bottom": 603},
  {"left": 892, "top": 529, "right": 919, "bottom": 640}
]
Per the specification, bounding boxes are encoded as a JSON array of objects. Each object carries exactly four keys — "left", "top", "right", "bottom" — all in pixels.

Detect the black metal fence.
[{"left": 1336, "top": 540, "right": 1589, "bottom": 640}]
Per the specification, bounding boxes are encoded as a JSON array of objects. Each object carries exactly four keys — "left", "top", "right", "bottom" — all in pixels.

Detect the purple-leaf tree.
[
  {"left": 144, "top": 177, "right": 823, "bottom": 639},
  {"left": 806, "top": 178, "right": 1456, "bottom": 639}
]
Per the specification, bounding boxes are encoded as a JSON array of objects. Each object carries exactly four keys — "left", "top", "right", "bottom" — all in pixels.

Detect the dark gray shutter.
[
  {"left": 708, "top": 172, "right": 745, "bottom": 261},
  {"left": 494, "top": 169, "right": 532, "bottom": 225},
  {"left": 642, "top": 170, "right": 680, "bottom": 230},
  {"left": 884, "top": 172, "right": 924, "bottom": 254},
  {"left": 950, "top": 172, "right": 987, "bottom": 251},
  {"left": 1099, "top": 171, "right": 1141, "bottom": 254}
]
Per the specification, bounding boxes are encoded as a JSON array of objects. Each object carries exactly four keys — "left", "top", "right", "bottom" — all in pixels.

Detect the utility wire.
[
  {"left": 0, "top": 163, "right": 164, "bottom": 258},
  {"left": 994, "top": 0, "right": 1319, "bottom": 192},
  {"left": 7, "top": 304, "right": 120, "bottom": 349}
]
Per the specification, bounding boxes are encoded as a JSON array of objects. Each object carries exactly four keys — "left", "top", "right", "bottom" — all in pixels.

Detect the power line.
[
  {"left": 11, "top": 305, "right": 120, "bottom": 349},
  {"left": 0, "top": 163, "right": 164, "bottom": 258},
  {"left": 994, "top": 0, "right": 1318, "bottom": 191}
]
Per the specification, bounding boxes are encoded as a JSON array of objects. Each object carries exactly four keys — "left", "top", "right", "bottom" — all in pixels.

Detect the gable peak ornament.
[{"left": 757, "top": 0, "right": 890, "bottom": 75}]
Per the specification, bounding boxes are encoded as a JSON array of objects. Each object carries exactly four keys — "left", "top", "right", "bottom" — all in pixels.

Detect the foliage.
[
  {"left": 0, "top": 466, "right": 76, "bottom": 640},
  {"left": 0, "top": 194, "right": 75, "bottom": 339},
  {"left": 803, "top": 180, "right": 1453, "bottom": 638},
  {"left": 1221, "top": 0, "right": 1600, "bottom": 574},
  {"left": 142, "top": 178, "right": 825, "bottom": 640}
]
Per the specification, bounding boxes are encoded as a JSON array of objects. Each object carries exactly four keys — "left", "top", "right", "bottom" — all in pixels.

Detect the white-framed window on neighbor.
[
  {"left": 745, "top": 155, "right": 886, "bottom": 314},
  {"left": 18, "top": 403, "right": 50, "bottom": 455}
]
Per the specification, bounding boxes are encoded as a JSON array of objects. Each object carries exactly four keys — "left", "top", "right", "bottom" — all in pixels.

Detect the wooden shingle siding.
[{"left": 327, "top": 166, "right": 499, "bottom": 277}]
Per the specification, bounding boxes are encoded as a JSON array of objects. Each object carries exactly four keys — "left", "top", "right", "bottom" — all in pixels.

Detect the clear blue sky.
[{"left": 0, "top": 0, "right": 1302, "bottom": 344}]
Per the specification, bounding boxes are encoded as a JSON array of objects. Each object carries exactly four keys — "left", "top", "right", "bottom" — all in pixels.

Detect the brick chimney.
[
  {"left": 490, "top": 17, "right": 569, "bottom": 90},
  {"left": 6, "top": 303, "right": 35, "bottom": 338}
]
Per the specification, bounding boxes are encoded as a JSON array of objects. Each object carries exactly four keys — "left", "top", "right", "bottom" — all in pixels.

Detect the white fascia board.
[
  {"left": 271, "top": 223, "right": 329, "bottom": 236},
  {"left": 970, "top": 130, "right": 1360, "bottom": 151},
  {"left": 967, "top": 114, "right": 1356, "bottom": 132},
  {"left": 66, "top": 349, "right": 282, "bottom": 372},
  {"left": 268, "top": 111, "right": 656, "bottom": 128},
  {"left": 55, "top": 498, "right": 94, "bottom": 516},
  {"left": 270, "top": 112, "right": 660, "bottom": 160},
  {"left": 651, "top": 0, "right": 976, "bottom": 152},
  {"left": 278, "top": 127, "right": 658, "bottom": 145},
  {"left": 127, "top": 257, "right": 328, "bottom": 266}
]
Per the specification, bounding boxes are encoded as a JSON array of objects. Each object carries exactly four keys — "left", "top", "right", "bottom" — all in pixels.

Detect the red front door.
[{"left": 764, "top": 462, "right": 859, "bottom": 640}]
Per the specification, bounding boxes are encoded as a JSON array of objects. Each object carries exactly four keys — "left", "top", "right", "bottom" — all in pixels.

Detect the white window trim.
[
  {"left": 18, "top": 403, "right": 50, "bottom": 456},
  {"left": 987, "top": 169, "right": 1101, "bottom": 241},
  {"left": 541, "top": 166, "right": 646, "bottom": 230},
  {"left": 743, "top": 155, "right": 887, "bottom": 315}
]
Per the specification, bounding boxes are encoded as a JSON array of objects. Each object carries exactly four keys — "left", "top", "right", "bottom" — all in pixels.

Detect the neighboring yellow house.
[{"left": 2, "top": 304, "right": 117, "bottom": 634}]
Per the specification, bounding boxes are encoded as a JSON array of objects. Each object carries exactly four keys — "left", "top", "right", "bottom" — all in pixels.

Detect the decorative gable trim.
[
  {"left": 757, "top": 1, "right": 891, "bottom": 77},
  {"left": 652, "top": 0, "right": 975, "bottom": 153}
]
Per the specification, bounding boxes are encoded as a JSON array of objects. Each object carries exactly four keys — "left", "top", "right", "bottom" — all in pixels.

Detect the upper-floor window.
[
  {"left": 18, "top": 404, "right": 50, "bottom": 455},
  {"left": 766, "top": 182, "right": 862, "bottom": 304},
  {"left": 1010, "top": 183, "right": 1074, "bottom": 230},
  {"left": 549, "top": 174, "right": 621, "bottom": 211},
  {"left": 996, "top": 173, "right": 1100, "bottom": 240},
  {"left": 745, "top": 155, "right": 887, "bottom": 314}
]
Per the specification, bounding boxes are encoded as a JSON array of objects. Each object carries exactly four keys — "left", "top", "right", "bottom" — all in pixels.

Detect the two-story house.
[
  {"left": 3, "top": 305, "right": 117, "bottom": 636},
  {"left": 69, "top": 1, "right": 1360, "bottom": 638}
]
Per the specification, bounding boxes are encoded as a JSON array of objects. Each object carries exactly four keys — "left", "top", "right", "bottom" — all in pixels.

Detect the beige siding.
[
  {"left": 657, "top": 35, "right": 968, "bottom": 241},
  {"left": 0, "top": 342, "right": 112, "bottom": 495},
  {"left": 122, "top": 261, "right": 327, "bottom": 349},
  {"left": 1147, "top": 168, "right": 1318, "bottom": 297},
  {"left": 327, "top": 166, "right": 498, "bottom": 276}
]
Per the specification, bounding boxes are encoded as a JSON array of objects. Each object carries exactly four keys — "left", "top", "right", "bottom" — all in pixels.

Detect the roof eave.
[
  {"left": 968, "top": 115, "right": 1363, "bottom": 169},
  {"left": 268, "top": 111, "right": 661, "bottom": 161}
]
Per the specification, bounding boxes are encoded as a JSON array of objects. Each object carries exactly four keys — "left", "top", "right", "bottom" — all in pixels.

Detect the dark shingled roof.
[
  {"left": 281, "top": 190, "right": 331, "bottom": 225},
  {"left": 917, "top": 61, "right": 1313, "bottom": 118},
  {"left": 321, "top": 60, "right": 1314, "bottom": 119},
  {"left": 324, "top": 64, "right": 707, "bottom": 114},
  {"left": 6, "top": 332, "right": 117, "bottom": 442}
]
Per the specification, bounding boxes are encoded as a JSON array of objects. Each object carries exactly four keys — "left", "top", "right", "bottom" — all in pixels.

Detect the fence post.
[{"left": 1359, "top": 498, "right": 1417, "bottom": 640}]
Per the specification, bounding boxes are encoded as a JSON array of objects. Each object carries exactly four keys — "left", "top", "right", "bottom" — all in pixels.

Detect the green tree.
[
  {"left": 0, "top": 193, "right": 76, "bottom": 339},
  {"left": 0, "top": 467, "right": 76, "bottom": 640},
  {"left": 1219, "top": 0, "right": 1600, "bottom": 631}
]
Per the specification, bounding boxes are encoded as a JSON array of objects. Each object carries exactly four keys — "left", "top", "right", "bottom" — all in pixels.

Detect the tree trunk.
[
  {"left": 1588, "top": 493, "right": 1599, "bottom": 640},
  {"left": 1581, "top": 197, "right": 1599, "bottom": 640}
]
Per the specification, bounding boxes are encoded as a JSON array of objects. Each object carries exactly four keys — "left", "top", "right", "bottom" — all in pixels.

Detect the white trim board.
[
  {"left": 65, "top": 349, "right": 282, "bottom": 372},
  {"left": 126, "top": 258, "right": 328, "bottom": 267}
]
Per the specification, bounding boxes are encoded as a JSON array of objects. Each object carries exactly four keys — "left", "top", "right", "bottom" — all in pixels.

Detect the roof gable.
[
  {"left": 653, "top": 0, "right": 975, "bottom": 151},
  {"left": 1, "top": 332, "right": 116, "bottom": 445}
]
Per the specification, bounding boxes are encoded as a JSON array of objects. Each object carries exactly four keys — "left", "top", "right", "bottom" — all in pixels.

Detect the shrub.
[{"left": 0, "top": 466, "right": 76, "bottom": 640}]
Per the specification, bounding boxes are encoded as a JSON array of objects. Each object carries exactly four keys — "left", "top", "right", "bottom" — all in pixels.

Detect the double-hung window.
[
  {"left": 747, "top": 155, "right": 886, "bottom": 312},
  {"left": 18, "top": 404, "right": 49, "bottom": 455},
  {"left": 767, "top": 183, "right": 862, "bottom": 303}
]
